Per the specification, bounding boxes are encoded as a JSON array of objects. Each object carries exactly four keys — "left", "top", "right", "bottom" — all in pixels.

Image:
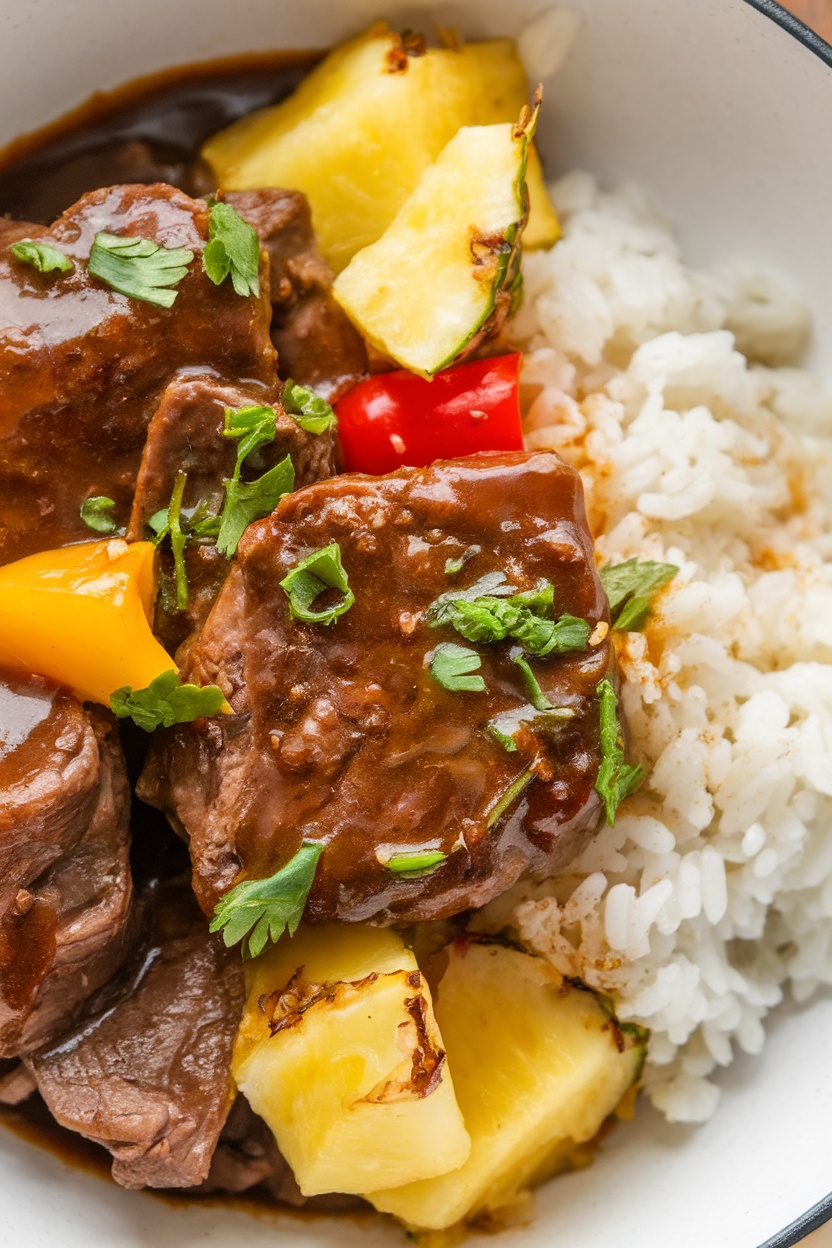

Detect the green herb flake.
[
  {"left": 280, "top": 542, "right": 355, "bottom": 625},
  {"left": 217, "top": 456, "right": 294, "bottom": 559},
  {"left": 202, "top": 200, "right": 261, "bottom": 298},
  {"left": 487, "top": 720, "right": 519, "bottom": 752},
  {"left": 149, "top": 471, "right": 190, "bottom": 610},
  {"left": 383, "top": 850, "right": 448, "bottom": 878},
  {"left": 110, "top": 668, "right": 225, "bottom": 733},
  {"left": 428, "top": 576, "right": 590, "bottom": 657},
  {"left": 444, "top": 545, "right": 481, "bottom": 576},
  {"left": 10, "top": 238, "right": 73, "bottom": 275},
  {"left": 595, "top": 677, "right": 644, "bottom": 824},
  {"left": 282, "top": 379, "right": 337, "bottom": 435},
  {"left": 214, "top": 405, "right": 294, "bottom": 558},
  {"left": 600, "top": 558, "right": 679, "bottom": 632},
  {"left": 429, "top": 642, "right": 486, "bottom": 693},
  {"left": 486, "top": 765, "right": 536, "bottom": 829},
  {"left": 511, "top": 649, "right": 554, "bottom": 712},
  {"left": 210, "top": 842, "right": 322, "bottom": 960},
  {"left": 88, "top": 232, "right": 194, "bottom": 307},
  {"left": 80, "top": 495, "right": 121, "bottom": 535}
]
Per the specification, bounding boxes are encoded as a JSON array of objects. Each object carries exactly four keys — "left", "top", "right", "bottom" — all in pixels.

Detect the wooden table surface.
[{"left": 783, "top": 0, "right": 832, "bottom": 42}]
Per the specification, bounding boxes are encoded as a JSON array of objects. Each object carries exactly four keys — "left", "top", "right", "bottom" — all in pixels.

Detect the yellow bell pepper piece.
[{"left": 0, "top": 539, "right": 172, "bottom": 705}]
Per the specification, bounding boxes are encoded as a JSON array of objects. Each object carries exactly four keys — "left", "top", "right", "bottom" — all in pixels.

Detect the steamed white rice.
[{"left": 484, "top": 170, "right": 832, "bottom": 1123}]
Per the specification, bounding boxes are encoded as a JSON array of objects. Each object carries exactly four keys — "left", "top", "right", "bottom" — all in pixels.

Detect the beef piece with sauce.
[
  {"left": 128, "top": 371, "right": 338, "bottom": 653},
  {"left": 28, "top": 882, "right": 244, "bottom": 1190},
  {"left": 227, "top": 189, "right": 368, "bottom": 399},
  {"left": 0, "top": 181, "right": 276, "bottom": 564},
  {"left": 139, "top": 450, "right": 612, "bottom": 925},
  {"left": 0, "top": 672, "right": 133, "bottom": 1059}
]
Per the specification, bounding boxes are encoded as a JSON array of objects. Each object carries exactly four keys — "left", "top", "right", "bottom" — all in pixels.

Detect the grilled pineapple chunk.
[
  {"left": 232, "top": 924, "right": 470, "bottom": 1196},
  {"left": 201, "top": 26, "right": 559, "bottom": 270},
  {"left": 332, "top": 122, "right": 528, "bottom": 376},
  {"left": 367, "top": 941, "right": 646, "bottom": 1231},
  {"left": 458, "top": 39, "right": 560, "bottom": 249}
]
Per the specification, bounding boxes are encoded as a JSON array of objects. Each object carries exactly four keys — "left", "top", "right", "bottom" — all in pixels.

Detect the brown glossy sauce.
[{"left": 0, "top": 50, "right": 320, "bottom": 224}]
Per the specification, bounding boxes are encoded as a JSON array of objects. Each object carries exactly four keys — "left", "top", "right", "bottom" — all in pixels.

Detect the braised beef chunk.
[
  {"left": 127, "top": 370, "right": 337, "bottom": 652},
  {"left": 29, "top": 884, "right": 244, "bottom": 1190},
  {"left": 228, "top": 189, "right": 368, "bottom": 398},
  {"left": 0, "top": 182, "right": 276, "bottom": 563},
  {"left": 0, "top": 673, "right": 132, "bottom": 1058},
  {"left": 140, "top": 451, "right": 611, "bottom": 925}
]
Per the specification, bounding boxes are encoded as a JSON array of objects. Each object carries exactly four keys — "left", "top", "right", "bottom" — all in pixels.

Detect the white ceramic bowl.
[{"left": 2, "top": 2, "right": 832, "bottom": 1245}]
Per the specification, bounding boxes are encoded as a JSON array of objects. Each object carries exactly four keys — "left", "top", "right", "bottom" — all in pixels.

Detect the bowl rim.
[{"left": 743, "top": 0, "right": 832, "bottom": 1239}]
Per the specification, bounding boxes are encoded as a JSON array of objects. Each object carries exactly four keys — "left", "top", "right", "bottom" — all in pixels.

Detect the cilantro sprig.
[
  {"left": 428, "top": 577, "right": 590, "bottom": 657},
  {"left": 110, "top": 669, "right": 225, "bottom": 732},
  {"left": 203, "top": 200, "right": 261, "bottom": 298},
  {"left": 282, "top": 379, "right": 337, "bottom": 435},
  {"left": 80, "top": 495, "right": 122, "bottom": 535},
  {"left": 280, "top": 542, "right": 354, "bottom": 625},
  {"left": 217, "top": 405, "right": 294, "bottom": 558},
  {"left": 429, "top": 642, "right": 485, "bottom": 693},
  {"left": 149, "top": 470, "right": 190, "bottom": 610},
  {"left": 486, "top": 765, "right": 537, "bottom": 829},
  {"left": 595, "top": 678, "right": 643, "bottom": 823},
  {"left": 210, "top": 843, "right": 322, "bottom": 960},
  {"left": 600, "top": 558, "right": 679, "bottom": 632},
  {"left": 88, "top": 232, "right": 194, "bottom": 307},
  {"left": 10, "top": 238, "right": 73, "bottom": 275}
]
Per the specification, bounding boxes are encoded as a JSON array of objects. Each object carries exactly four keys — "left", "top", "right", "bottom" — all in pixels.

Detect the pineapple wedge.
[
  {"left": 232, "top": 924, "right": 471, "bottom": 1196},
  {"left": 201, "top": 26, "right": 559, "bottom": 270},
  {"left": 458, "top": 39, "right": 561, "bottom": 249},
  {"left": 366, "top": 940, "right": 646, "bottom": 1231},
  {"left": 332, "top": 120, "right": 529, "bottom": 376}
]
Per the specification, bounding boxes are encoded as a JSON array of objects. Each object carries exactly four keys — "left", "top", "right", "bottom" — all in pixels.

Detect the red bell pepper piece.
[{"left": 335, "top": 353, "right": 524, "bottom": 475}]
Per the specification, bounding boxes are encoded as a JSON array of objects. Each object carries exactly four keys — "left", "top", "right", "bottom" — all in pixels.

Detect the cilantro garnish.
[
  {"left": 429, "top": 642, "right": 485, "bottom": 693},
  {"left": 80, "top": 495, "right": 121, "bottom": 535},
  {"left": 88, "top": 232, "right": 194, "bottom": 307},
  {"left": 428, "top": 576, "right": 590, "bottom": 657},
  {"left": 202, "top": 200, "right": 261, "bottom": 298},
  {"left": 10, "top": 238, "right": 73, "bottom": 275},
  {"left": 210, "top": 842, "right": 322, "bottom": 960},
  {"left": 595, "top": 677, "right": 644, "bottom": 823},
  {"left": 217, "top": 405, "right": 294, "bottom": 557},
  {"left": 384, "top": 850, "right": 448, "bottom": 878},
  {"left": 110, "top": 668, "right": 225, "bottom": 732},
  {"left": 444, "top": 545, "right": 480, "bottom": 576},
  {"left": 486, "top": 765, "right": 536, "bottom": 829},
  {"left": 511, "top": 649, "right": 555, "bottom": 712},
  {"left": 487, "top": 719, "right": 519, "bottom": 752},
  {"left": 149, "top": 470, "right": 190, "bottom": 610},
  {"left": 600, "top": 558, "right": 679, "bottom": 632},
  {"left": 282, "top": 379, "right": 337, "bottom": 435},
  {"left": 280, "top": 542, "right": 354, "bottom": 625}
]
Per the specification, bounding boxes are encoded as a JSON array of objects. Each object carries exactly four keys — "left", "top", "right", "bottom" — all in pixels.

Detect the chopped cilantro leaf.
[
  {"left": 10, "top": 238, "right": 73, "bottom": 275},
  {"left": 280, "top": 542, "right": 354, "bottom": 625},
  {"left": 444, "top": 545, "right": 480, "bottom": 576},
  {"left": 429, "top": 642, "right": 485, "bottom": 693},
  {"left": 486, "top": 765, "right": 536, "bottom": 828},
  {"left": 428, "top": 576, "right": 590, "bottom": 657},
  {"left": 216, "top": 455, "right": 294, "bottom": 559},
  {"left": 383, "top": 850, "right": 448, "bottom": 878},
  {"left": 88, "top": 232, "right": 194, "bottom": 307},
  {"left": 110, "top": 668, "right": 225, "bottom": 732},
  {"left": 595, "top": 677, "right": 644, "bottom": 823},
  {"left": 149, "top": 471, "right": 190, "bottom": 610},
  {"left": 202, "top": 200, "right": 261, "bottom": 298},
  {"left": 282, "top": 379, "right": 337, "bottom": 434},
  {"left": 511, "top": 649, "right": 554, "bottom": 712},
  {"left": 600, "top": 558, "right": 679, "bottom": 632},
  {"left": 487, "top": 719, "right": 519, "bottom": 752},
  {"left": 80, "top": 495, "right": 121, "bottom": 535},
  {"left": 210, "top": 843, "right": 322, "bottom": 960}
]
